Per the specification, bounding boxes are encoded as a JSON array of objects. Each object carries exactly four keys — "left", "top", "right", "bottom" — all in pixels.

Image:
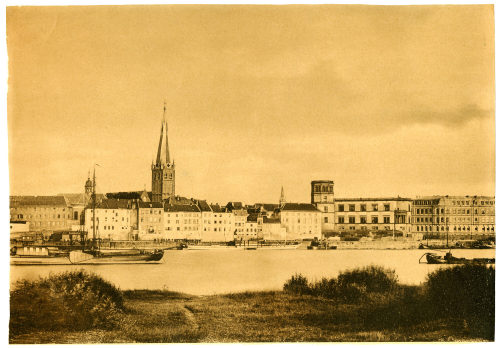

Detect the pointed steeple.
[
  {"left": 279, "top": 186, "right": 286, "bottom": 208},
  {"left": 164, "top": 101, "right": 170, "bottom": 164},
  {"left": 155, "top": 120, "right": 164, "bottom": 165},
  {"left": 155, "top": 101, "right": 171, "bottom": 165}
]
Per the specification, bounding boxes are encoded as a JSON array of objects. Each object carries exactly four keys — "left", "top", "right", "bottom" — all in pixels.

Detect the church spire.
[
  {"left": 164, "top": 101, "right": 170, "bottom": 164},
  {"left": 155, "top": 101, "right": 171, "bottom": 165},
  {"left": 279, "top": 186, "right": 286, "bottom": 207},
  {"left": 155, "top": 120, "right": 164, "bottom": 165}
]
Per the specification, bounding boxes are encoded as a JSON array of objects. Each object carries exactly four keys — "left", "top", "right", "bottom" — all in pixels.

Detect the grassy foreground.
[{"left": 10, "top": 265, "right": 494, "bottom": 343}]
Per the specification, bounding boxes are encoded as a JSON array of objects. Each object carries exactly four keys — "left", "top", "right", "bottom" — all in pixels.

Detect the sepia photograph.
[{"left": 5, "top": 2, "right": 496, "bottom": 343}]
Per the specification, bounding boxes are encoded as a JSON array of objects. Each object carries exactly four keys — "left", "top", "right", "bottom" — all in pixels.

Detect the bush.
[
  {"left": 310, "top": 277, "right": 337, "bottom": 299},
  {"left": 335, "top": 265, "right": 398, "bottom": 301},
  {"left": 284, "top": 266, "right": 399, "bottom": 302},
  {"left": 283, "top": 274, "right": 311, "bottom": 295},
  {"left": 425, "top": 264, "right": 495, "bottom": 339},
  {"left": 10, "top": 270, "right": 124, "bottom": 335}
]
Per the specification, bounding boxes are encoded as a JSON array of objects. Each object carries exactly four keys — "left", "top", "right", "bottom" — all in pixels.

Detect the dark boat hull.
[
  {"left": 69, "top": 249, "right": 164, "bottom": 264},
  {"left": 421, "top": 252, "right": 495, "bottom": 265}
]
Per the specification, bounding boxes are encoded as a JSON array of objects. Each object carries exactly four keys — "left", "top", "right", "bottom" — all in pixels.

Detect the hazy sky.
[{"left": 7, "top": 5, "right": 495, "bottom": 204}]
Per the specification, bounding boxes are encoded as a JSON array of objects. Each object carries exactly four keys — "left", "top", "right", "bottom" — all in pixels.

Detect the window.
[
  {"left": 372, "top": 204, "right": 378, "bottom": 211},
  {"left": 372, "top": 216, "right": 378, "bottom": 223},
  {"left": 360, "top": 204, "right": 366, "bottom": 212},
  {"left": 360, "top": 216, "right": 367, "bottom": 224},
  {"left": 338, "top": 204, "right": 344, "bottom": 212},
  {"left": 383, "top": 216, "right": 390, "bottom": 223},
  {"left": 324, "top": 217, "right": 328, "bottom": 223},
  {"left": 349, "top": 216, "right": 355, "bottom": 223},
  {"left": 323, "top": 206, "right": 328, "bottom": 213},
  {"left": 384, "top": 204, "right": 390, "bottom": 211},
  {"left": 338, "top": 216, "right": 344, "bottom": 224},
  {"left": 349, "top": 204, "right": 355, "bottom": 212}
]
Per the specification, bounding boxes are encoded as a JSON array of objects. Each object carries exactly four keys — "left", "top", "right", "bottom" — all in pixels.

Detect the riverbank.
[{"left": 10, "top": 287, "right": 493, "bottom": 343}]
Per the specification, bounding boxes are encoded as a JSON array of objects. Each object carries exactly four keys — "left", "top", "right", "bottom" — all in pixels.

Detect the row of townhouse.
[
  {"left": 81, "top": 198, "right": 323, "bottom": 241},
  {"left": 84, "top": 199, "right": 254, "bottom": 242}
]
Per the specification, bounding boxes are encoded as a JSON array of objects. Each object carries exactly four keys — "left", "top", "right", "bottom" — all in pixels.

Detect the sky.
[{"left": 6, "top": 4, "right": 495, "bottom": 205}]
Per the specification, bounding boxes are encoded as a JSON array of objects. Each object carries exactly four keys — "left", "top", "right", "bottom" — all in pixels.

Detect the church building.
[{"left": 151, "top": 103, "right": 175, "bottom": 203}]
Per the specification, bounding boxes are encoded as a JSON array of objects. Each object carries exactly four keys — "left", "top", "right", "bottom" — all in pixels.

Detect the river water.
[{"left": 10, "top": 249, "right": 495, "bottom": 295}]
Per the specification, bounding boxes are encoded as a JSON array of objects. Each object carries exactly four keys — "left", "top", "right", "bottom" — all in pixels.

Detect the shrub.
[
  {"left": 10, "top": 270, "right": 124, "bottom": 335},
  {"left": 310, "top": 277, "right": 337, "bottom": 299},
  {"left": 283, "top": 274, "right": 311, "bottom": 295},
  {"left": 336, "top": 265, "right": 398, "bottom": 301},
  {"left": 424, "top": 264, "right": 495, "bottom": 339}
]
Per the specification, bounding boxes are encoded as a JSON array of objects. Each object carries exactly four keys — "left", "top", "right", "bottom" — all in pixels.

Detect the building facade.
[
  {"left": 279, "top": 203, "right": 322, "bottom": 240},
  {"left": 10, "top": 196, "right": 74, "bottom": 234},
  {"left": 137, "top": 202, "right": 164, "bottom": 240},
  {"left": 84, "top": 199, "right": 132, "bottom": 240},
  {"left": 334, "top": 198, "right": 412, "bottom": 236},
  {"left": 262, "top": 217, "right": 286, "bottom": 240},
  {"left": 164, "top": 204, "right": 201, "bottom": 240},
  {"left": 412, "top": 196, "right": 495, "bottom": 241}
]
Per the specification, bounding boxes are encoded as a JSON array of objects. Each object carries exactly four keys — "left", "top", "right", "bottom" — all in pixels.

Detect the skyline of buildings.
[{"left": 9, "top": 109, "right": 495, "bottom": 243}]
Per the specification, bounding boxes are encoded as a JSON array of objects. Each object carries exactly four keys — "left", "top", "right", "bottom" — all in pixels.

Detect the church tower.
[
  {"left": 84, "top": 171, "right": 93, "bottom": 205},
  {"left": 151, "top": 102, "right": 175, "bottom": 203}
]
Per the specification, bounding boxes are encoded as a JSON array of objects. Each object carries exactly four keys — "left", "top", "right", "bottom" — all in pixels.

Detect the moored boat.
[
  {"left": 419, "top": 251, "right": 495, "bottom": 264},
  {"left": 10, "top": 246, "right": 72, "bottom": 265},
  {"left": 69, "top": 248, "right": 164, "bottom": 264}
]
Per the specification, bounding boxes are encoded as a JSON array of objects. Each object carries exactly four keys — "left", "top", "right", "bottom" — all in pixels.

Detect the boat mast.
[{"left": 92, "top": 167, "right": 96, "bottom": 251}]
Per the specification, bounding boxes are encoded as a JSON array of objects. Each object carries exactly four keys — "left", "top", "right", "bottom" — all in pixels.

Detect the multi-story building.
[
  {"left": 412, "top": 195, "right": 495, "bottom": 241},
  {"left": 10, "top": 196, "right": 74, "bottom": 235},
  {"left": 334, "top": 198, "right": 412, "bottom": 236},
  {"left": 196, "top": 200, "right": 213, "bottom": 241},
  {"left": 164, "top": 204, "right": 201, "bottom": 241},
  {"left": 279, "top": 203, "right": 322, "bottom": 240},
  {"left": 151, "top": 103, "right": 175, "bottom": 203},
  {"left": 207, "top": 204, "right": 234, "bottom": 242},
  {"left": 262, "top": 216, "right": 286, "bottom": 240},
  {"left": 226, "top": 201, "right": 247, "bottom": 239},
  {"left": 310, "top": 180, "right": 336, "bottom": 233},
  {"left": 239, "top": 213, "right": 262, "bottom": 241},
  {"left": 137, "top": 202, "right": 164, "bottom": 240},
  {"left": 84, "top": 199, "right": 132, "bottom": 240}
]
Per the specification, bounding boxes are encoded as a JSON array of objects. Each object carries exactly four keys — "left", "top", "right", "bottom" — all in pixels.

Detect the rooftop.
[
  {"left": 335, "top": 197, "right": 412, "bottom": 202},
  {"left": 281, "top": 203, "right": 320, "bottom": 212},
  {"left": 11, "top": 195, "right": 68, "bottom": 207},
  {"left": 138, "top": 202, "right": 164, "bottom": 209},
  {"left": 106, "top": 191, "right": 149, "bottom": 201},
  {"left": 94, "top": 199, "right": 131, "bottom": 209},
  {"left": 164, "top": 204, "right": 200, "bottom": 213}
]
